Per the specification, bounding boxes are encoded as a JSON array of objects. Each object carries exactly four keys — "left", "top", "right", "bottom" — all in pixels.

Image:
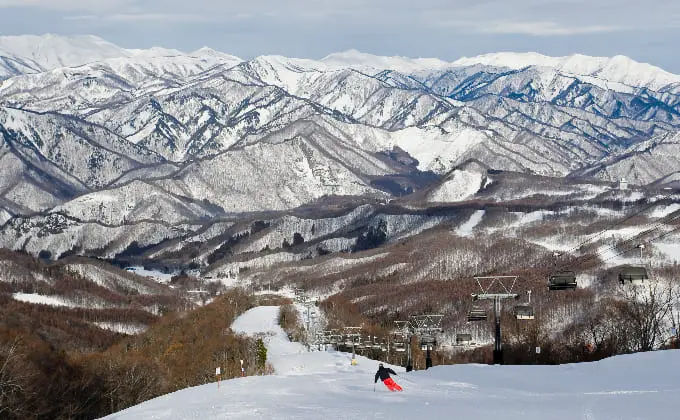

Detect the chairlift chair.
[
  {"left": 513, "top": 305, "right": 535, "bottom": 320},
  {"left": 467, "top": 306, "right": 488, "bottom": 322},
  {"left": 618, "top": 266, "right": 649, "bottom": 285},
  {"left": 393, "top": 341, "right": 406, "bottom": 352},
  {"left": 456, "top": 333, "right": 472, "bottom": 346},
  {"left": 420, "top": 335, "right": 436, "bottom": 351},
  {"left": 548, "top": 271, "right": 577, "bottom": 290}
]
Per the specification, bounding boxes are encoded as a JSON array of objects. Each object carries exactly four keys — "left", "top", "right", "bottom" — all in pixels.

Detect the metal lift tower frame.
[
  {"left": 409, "top": 314, "right": 444, "bottom": 370},
  {"left": 471, "top": 276, "right": 519, "bottom": 365}
]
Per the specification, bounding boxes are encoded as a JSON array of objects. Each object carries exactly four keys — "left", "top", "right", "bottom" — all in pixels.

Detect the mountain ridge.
[
  {"left": 2, "top": 34, "right": 678, "bottom": 84},
  {"left": 1, "top": 34, "right": 680, "bottom": 260}
]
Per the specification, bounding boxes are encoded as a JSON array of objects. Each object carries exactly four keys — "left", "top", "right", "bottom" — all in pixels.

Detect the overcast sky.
[{"left": 1, "top": 0, "right": 679, "bottom": 72}]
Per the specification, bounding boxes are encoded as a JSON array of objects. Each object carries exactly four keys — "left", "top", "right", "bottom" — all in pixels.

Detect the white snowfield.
[{"left": 104, "top": 306, "right": 680, "bottom": 420}]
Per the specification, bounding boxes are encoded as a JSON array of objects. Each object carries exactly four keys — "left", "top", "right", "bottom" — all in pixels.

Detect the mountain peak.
[
  {"left": 321, "top": 49, "right": 373, "bottom": 60},
  {"left": 451, "top": 52, "right": 680, "bottom": 90},
  {"left": 126, "top": 46, "right": 185, "bottom": 58},
  {"left": 320, "top": 49, "right": 453, "bottom": 73},
  {"left": 0, "top": 33, "right": 128, "bottom": 70},
  {"left": 190, "top": 47, "right": 243, "bottom": 63}
]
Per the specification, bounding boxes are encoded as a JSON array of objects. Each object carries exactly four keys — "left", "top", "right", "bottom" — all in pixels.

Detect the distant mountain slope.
[
  {"left": 451, "top": 52, "right": 680, "bottom": 91},
  {"left": 0, "top": 106, "right": 166, "bottom": 213},
  {"left": 0, "top": 34, "right": 129, "bottom": 73},
  {"left": 0, "top": 34, "right": 242, "bottom": 76},
  {"left": 0, "top": 35, "right": 679, "bottom": 259},
  {"left": 574, "top": 131, "right": 680, "bottom": 184}
]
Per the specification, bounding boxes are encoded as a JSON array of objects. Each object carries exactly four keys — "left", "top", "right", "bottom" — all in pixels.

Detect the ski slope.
[{"left": 104, "top": 306, "right": 680, "bottom": 420}]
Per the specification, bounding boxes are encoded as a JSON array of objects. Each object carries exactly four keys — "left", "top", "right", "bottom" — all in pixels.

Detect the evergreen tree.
[{"left": 256, "top": 338, "right": 267, "bottom": 369}]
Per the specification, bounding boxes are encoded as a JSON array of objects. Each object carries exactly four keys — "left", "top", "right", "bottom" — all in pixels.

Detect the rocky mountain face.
[{"left": 1, "top": 35, "right": 679, "bottom": 263}]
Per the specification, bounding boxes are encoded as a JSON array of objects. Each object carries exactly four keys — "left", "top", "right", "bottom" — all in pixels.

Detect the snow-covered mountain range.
[{"left": 1, "top": 34, "right": 680, "bottom": 260}]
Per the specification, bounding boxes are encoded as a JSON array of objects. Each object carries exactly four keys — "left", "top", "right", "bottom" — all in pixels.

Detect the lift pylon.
[{"left": 470, "top": 275, "right": 520, "bottom": 365}]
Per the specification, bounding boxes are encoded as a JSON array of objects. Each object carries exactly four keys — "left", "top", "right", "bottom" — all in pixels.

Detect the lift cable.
[
  {"left": 553, "top": 190, "right": 677, "bottom": 264},
  {"left": 555, "top": 207, "right": 680, "bottom": 272},
  {"left": 596, "top": 219, "right": 680, "bottom": 267},
  {"left": 560, "top": 198, "right": 663, "bottom": 256}
]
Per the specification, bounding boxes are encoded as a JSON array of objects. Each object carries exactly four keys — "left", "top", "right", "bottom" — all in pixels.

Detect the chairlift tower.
[
  {"left": 471, "top": 276, "right": 519, "bottom": 365},
  {"left": 293, "top": 288, "right": 320, "bottom": 350},
  {"left": 408, "top": 314, "right": 444, "bottom": 370},
  {"left": 393, "top": 320, "right": 413, "bottom": 371},
  {"left": 342, "top": 326, "right": 362, "bottom": 364}
]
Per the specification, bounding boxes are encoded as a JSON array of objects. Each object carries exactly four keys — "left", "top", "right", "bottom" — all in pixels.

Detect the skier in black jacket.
[{"left": 374, "top": 363, "right": 402, "bottom": 391}]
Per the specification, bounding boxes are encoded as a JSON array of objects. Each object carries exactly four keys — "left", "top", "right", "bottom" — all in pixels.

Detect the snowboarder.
[{"left": 374, "top": 363, "right": 402, "bottom": 391}]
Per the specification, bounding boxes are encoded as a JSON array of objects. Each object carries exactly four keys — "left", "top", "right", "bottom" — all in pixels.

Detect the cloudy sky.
[{"left": 1, "top": 0, "right": 679, "bottom": 71}]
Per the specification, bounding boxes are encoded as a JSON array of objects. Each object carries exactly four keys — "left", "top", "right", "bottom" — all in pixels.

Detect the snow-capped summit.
[
  {"left": 451, "top": 52, "right": 680, "bottom": 90},
  {"left": 189, "top": 47, "right": 242, "bottom": 63},
  {"left": 0, "top": 34, "right": 128, "bottom": 70},
  {"left": 0, "top": 34, "right": 244, "bottom": 78},
  {"left": 126, "top": 46, "right": 185, "bottom": 58},
  {"left": 320, "top": 49, "right": 455, "bottom": 73}
]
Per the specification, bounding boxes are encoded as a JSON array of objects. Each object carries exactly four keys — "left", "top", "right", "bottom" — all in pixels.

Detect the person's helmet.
[{"left": 379, "top": 363, "right": 383, "bottom": 367}]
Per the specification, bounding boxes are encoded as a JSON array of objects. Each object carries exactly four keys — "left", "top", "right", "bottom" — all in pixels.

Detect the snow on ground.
[
  {"left": 12, "top": 293, "right": 77, "bottom": 307},
  {"left": 12, "top": 292, "right": 112, "bottom": 309},
  {"left": 576, "top": 273, "right": 598, "bottom": 289},
  {"left": 0, "top": 208, "right": 11, "bottom": 225},
  {"left": 93, "top": 322, "right": 146, "bottom": 335},
  {"left": 655, "top": 241, "right": 680, "bottom": 263},
  {"left": 122, "top": 266, "right": 176, "bottom": 283},
  {"left": 427, "top": 169, "right": 483, "bottom": 202},
  {"left": 67, "top": 263, "right": 157, "bottom": 294},
  {"left": 456, "top": 210, "right": 485, "bottom": 237},
  {"left": 596, "top": 243, "right": 643, "bottom": 267},
  {"left": 106, "top": 305, "right": 680, "bottom": 420},
  {"left": 231, "top": 306, "right": 307, "bottom": 368},
  {"left": 530, "top": 237, "right": 579, "bottom": 252},
  {"left": 649, "top": 203, "right": 680, "bottom": 218},
  {"left": 509, "top": 210, "right": 553, "bottom": 227}
]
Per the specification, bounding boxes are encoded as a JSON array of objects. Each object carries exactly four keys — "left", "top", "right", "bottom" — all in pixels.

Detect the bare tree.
[
  {"left": 666, "top": 281, "right": 680, "bottom": 347},
  {"left": 617, "top": 281, "right": 675, "bottom": 352},
  {"left": 0, "top": 339, "right": 33, "bottom": 419}
]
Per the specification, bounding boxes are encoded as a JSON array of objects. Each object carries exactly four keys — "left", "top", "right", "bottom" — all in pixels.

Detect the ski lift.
[
  {"left": 548, "top": 271, "right": 577, "bottom": 290},
  {"left": 420, "top": 335, "right": 436, "bottom": 351},
  {"left": 455, "top": 333, "right": 472, "bottom": 346},
  {"left": 514, "top": 290, "right": 534, "bottom": 320},
  {"left": 372, "top": 337, "right": 382, "bottom": 350},
  {"left": 513, "top": 305, "right": 535, "bottom": 320},
  {"left": 467, "top": 306, "right": 488, "bottom": 322},
  {"left": 618, "top": 265, "right": 649, "bottom": 285},
  {"left": 393, "top": 341, "right": 406, "bottom": 352}
]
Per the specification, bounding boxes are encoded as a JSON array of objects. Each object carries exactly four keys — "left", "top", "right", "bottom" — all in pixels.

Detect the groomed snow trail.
[{"left": 105, "top": 305, "right": 680, "bottom": 420}]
